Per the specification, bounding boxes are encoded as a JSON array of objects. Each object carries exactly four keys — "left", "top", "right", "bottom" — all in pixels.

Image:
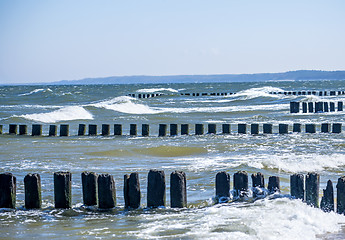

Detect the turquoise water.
[{"left": 1, "top": 80, "right": 345, "bottom": 239}]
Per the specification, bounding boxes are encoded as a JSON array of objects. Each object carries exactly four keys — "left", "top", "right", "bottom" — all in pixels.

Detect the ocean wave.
[
  {"left": 136, "top": 88, "right": 179, "bottom": 93},
  {"left": 18, "top": 106, "right": 93, "bottom": 123},
  {"left": 19, "top": 88, "right": 53, "bottom": 96},
  {"left": 235, "top": 86, "right": 287, "bottom": 100}
]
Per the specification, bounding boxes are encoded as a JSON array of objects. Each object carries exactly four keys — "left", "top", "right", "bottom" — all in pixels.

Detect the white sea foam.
[
  {"left": 234, "top": 86, "right": 286, "bottom": 100},
  {"left": 19, "top": 88, "right": 52, "bottom": 96},
  {"left": 136, "top": 88, "right": 178, "bottom": 93},
  {"left": 19, "top": 106, "right": 93, "bottom": 123}
]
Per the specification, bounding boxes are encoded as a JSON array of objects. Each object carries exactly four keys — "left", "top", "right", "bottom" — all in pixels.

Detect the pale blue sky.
[{"left": 0, "top": 0, "right": 344, "bottom": 83}]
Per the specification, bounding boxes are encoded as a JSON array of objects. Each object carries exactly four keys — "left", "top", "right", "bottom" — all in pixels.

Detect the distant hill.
[{"left": 52, "top": 70, "right": 345, "bottom": 85}]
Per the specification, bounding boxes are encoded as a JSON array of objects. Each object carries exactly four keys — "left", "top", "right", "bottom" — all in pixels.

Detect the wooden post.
[
  {"left": 279, "top": 124, "right": 288, "bottom": 134},
  {"left": 338, "top": 101, "right": 343, "bottom": 111},
  {"left": 251, "top": 172, "right": 265, "bottom": 188},
  {"left": 78, "top": 124, "right": 86, "bottom": 136},
  {"left": 54, "top": 172, "right": 72, "bottom": 208},
  {"left": 290, "top": 102, "right": 299, "bottom": 113},
  {"left": 315, "top": 102, "right": 323, "bottom": 113},
  {"left": 124, "top": 172, "right": 141, "bottom": 209},
  {"left": 321, "top": 123, "right": 330, "bottom": 133},
  {"left": 330, "top": 102, "right": 335, "bottom": 112},
  {"left": 208, "top": 124, "right": 216, "bottom": 134},
  {"left": 238, "top": 124, "right": 246, "bottom": 134},
  {"left": 302, "top": 102, "right": 307, "bottom": 113},
  {"left": 320, "top": 180, "right": 334, "bottom": 212},
  {"left": 159, "top": 124, "right": 167, "bottom": 137},
  {"left": 332, "top": 123, "right": 342, "bottom": 133},
  {"left": 98, "top": 174, "right": 116, "bottom": 209},
  {"left": 32, "top": 124, "right": 42, "bottom": 136},
  {"left": 268, "top": 176, "right": 280, "bottom": 193},
  {"left": 114, "top": 124, "right": 122, "bottom": 135},
  {"left": 215, "top": 171, "right": 230, "bottom": 203},
  {"left": 0, "top": 173, "right": 16, "bottom": 208},
  {"left": 24, "top": 173, "right": 41, "bottom": 209},
  {"left": 170, "top": 124, "right": 178, "bottom": 136},
  {"left": 263, "top": 124, "right": 272, "bottom": 134},
  {"left": 305, "top": 172, "right": 319, "bottom": 208},
  {"left": 9, "top": 124, "right": 17, "bottom": 135},
  {"left": 233, "top": 171, "right": 248, "bottom": 197},
  {"left": 222, "top": 124, "right": 230, "bottom": 134},
  {"left": 324, "top": 102, "right": 329, "bottom": 112},
  {"left": 170, "top": 171, "right": 187, "bottom": 208},
  {"left": 251, "top": 124, "right": 259, "bottom": 135},
  {"left": 141, "top": 124, "right": 149, "bottom": 136},
  {"left": 19, "top": 125, "right": 27, "bottom": 135},
  {"left": 88, "top": 124, "right": 97, "bottom": 136},
  {"left": 147, "top": 170, "right": 165, "bottom": 208},
  {"left": 195, "top": 124, "right": 204, "bottom": 135},
  {"left": 130, "top": 124, "right": 137, "bottom": 136},
  {"left": 81, "top": 171, "right": 98, "bottom": 206},
  {"left": 0, "top": 125, "right": 2, "bottom": 134},
  {"left": 60, "top": 124, "right": 69, "bottom": 136},
  {"left": 102, "top": 124, "right": 110, "bottom": 136},
  {"left": 308, "top": 102, "right": 314, "bottom": 113},
  {"left": 305, "top": 124, "right": 316, "bottom": 133},
  {"left": 337, "top": 176, "right": 345, "bottom": 214},
  {"left": 290, "top": 174, "right": 304, "bottom": 200},
  {"left": 293, "top": 123, "right": 301, "bottom": 133},
  {"left": 49, "top": 125, "right": 57, "bottom": 136},
  {"left": 181, "top": 124, "right": 189, "bottom": 135}
]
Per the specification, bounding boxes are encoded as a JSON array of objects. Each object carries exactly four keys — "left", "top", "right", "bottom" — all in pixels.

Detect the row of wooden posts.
[
  {"left": 270, "top": 90, "right": 345, "bottom": 96},
  {"left": 290, "top": 101, "right": 344, "bottom": 113},
  {"left": 0, "top": 123, "right": 342, "bottom": 137},
  {"left": 127, "top": 93, "right": 165, "bottom": 98},
  {"left": 1, "top": 171, "right": 345, "bottom": 214}
]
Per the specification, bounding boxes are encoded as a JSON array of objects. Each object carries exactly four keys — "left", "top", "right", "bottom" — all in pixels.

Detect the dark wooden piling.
[
  {"left": 181, "top": 124, "right": 189, "bottom": 135},
  {"left": 338, "top": 101, "right": 343, "bottom": 111},
  {"left": 305, "top": 172, "right": 319, "bottom": 208},
  {"left": 337, "top": 176, "right": 345, "bottom": 214},
  {"left": 268, "top": 176, "right": 280, "bottom": 193},
  {"left": 293, "top": 123, "right": 301, "bottom": 133},
  {"left": 208, "top": 124, "right": 216, "bottom": 134},
  {"left": 147, "top": 170, "right": 166, "bottom": 208},
  {"left": 290, "top": 174, "right": 304, "bottom": 200},
  {"left": 324, "top": 102, "right": 329, "bottom": 112},
  {"left": 142, "top": 124, "right": 149, "bottom": 136},
  {"left": 78, "top": 124, "right": 86, "bottom": 136},
  {"left": 215, "top": 171, "right": 230, "bottom": 202},
  {"left": 32, "top": 124, "right": 42, "bottom": 136},
  {"left": 81, "top": 171, "right": 98, "bottom": 206},
  {"left": 102, "top": 124, "right": 110, "bottom": 136},
  {"left": 263, "top": 124, "right": 272, "bottom": 134},
  {"left": 251, "top": 124, "right": 259, "bottom": 135},
  {"left": 319, "top": 91, "right": 323, "bottom": 96},
  {"left": 0, "top": 125, "right": 2, "bottom": 134},
  {"left": 330, "top": 102, "right": 335, "bottom": 112},
  {"left": 19, "top": 125, "right": 27, "bottom": 135},
  {"left": 305, "top": 124, "right": 316, "bottom": 133},
  {"left": 89, "top": 124, "right": 97, "bottom": 136},
  {"left": 130, "top": 124, "right": 137, "bottom": 136},
  {"left": 60, "top": 124, "right": 69, "bottom": 136},
  {"left": 9, "top": 124, "right": 17, "bottom": 135},
  {"left": 308, "top": 102, "right": 314, "bottom": 113},
  {"left": 320, "top": 180, "right": 334, "bottom": 212},
  {"left": 330, "top": 91, "right": 336, "bottom": 96},
  {"left": 195, "top": 124, "right": 204, "bottom": 135},
  {"left": 290, "top": 102, "right": 300, "bottom": 113},
  {"left": 170, "top": 171, "right": 187, "bottom": 208},
  {"left": 54, "top": 172, "right": 72, "bottom": 208},
  {"left": 321, "top": 123, "right": 330, "bottom": 133},
  {"left": 170, "top": 124, "right": 178, "bottom": 136},
  {"left": 279, "top": 124, "right": 288, "bottom": 134},
  {"left": 332, "top": 123, "right": 342, "bottom": 133},
  {"left": 98, "top": 174, "right": 116, "bottom": 209},
  {"left": 124, "top": 172, "right": 141, "bottom": 209},
  {"left": 302, "top": 102, "right": 307, "bottom": 113},
  {"left": 251, "top": 172, "right": 265, "bottom": 188},
  {"left": 234, "top": 171, "right": 248, "bottom": 196},
  {"left": 24, "top": 173, "right": 41, "bottom": 209},
  {"left": 159, "top": 124, "right": 167, "bottom": 137},
  {"left": 0, "top": 173, "right": 16, "bottom": 208},
  {"left": 222, "top": 124, "right": 230, "bottom": 134},
  {"left": 114, "top": 124, "right": 122, "bottom": 136},
  {"left": 238, "top": 124, "right": 246, "bottom": 134},
  {"left": 49, "top": 125, "right": 57, "bottom": 136},
  {"left": 315, "top": 102, "right": 323, "bottom": 113}
]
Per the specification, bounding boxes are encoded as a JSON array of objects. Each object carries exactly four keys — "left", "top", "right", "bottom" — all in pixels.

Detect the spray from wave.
[
  {"left": 19, "top": 88, "right": 53, "bottom": 96},
  {"left": 136, "top": 88, "right": 179, "bottom": 93}
]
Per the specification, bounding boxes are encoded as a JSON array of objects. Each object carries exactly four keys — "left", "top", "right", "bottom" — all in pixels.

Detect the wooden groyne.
[
  {"left": 1, "top": 171, "right": 345, "bottom": 215},
  {"left": 270, "top": 90, "right": 345, "bottom": 96},
  {"left": 290, "top": 101, "right": 344, "bottom": 113},
  {"left": 0, "top": 123, "right": 342, "bottom": 137}
]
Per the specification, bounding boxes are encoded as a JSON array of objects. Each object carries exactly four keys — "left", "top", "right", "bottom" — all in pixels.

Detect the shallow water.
[{"left": 1, "top": 80, "right": 345, "bottom": 239}]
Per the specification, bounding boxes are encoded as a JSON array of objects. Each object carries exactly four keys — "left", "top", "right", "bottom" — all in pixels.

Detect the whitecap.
[
  {"left": 136, "top": 88, "right": 179, "bottom": 93},
  {"left": 19, "top": 88, "right": 52, "bottom": 96}
]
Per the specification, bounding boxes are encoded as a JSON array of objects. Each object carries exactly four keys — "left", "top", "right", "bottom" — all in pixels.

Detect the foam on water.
[
  {"left": 19, "top": 88, "right": 52, "bottom": 96},
  {"left": 18, "top": 106, "right": 93, "bottom": 123},
  {"left": 235, "top": 86, "right": 287, "bottom": 100},
  {"left": 136, "top": 88, "right": 179, "bottom": 93}
]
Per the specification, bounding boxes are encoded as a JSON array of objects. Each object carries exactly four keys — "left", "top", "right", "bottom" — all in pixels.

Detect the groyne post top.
[
  {"left": 290, "top": 174, "right": 304, "bottom": 200},
  {"left": 0, "top": 172, "right": 16, "bottom": 208},
  {"left": 330, "top": 102, "right": 335, "bottom": 112},
  {"left": 302, "top": 102, "right": 307, "bottom": 113},
  {"left": 338, "top": 101, "right": 343, "bottom": 111},
  {"left": 251, "top": 172, "right": 264, "bottom": 188},
  {"left": 19, "top": 125, "right": 27, "bottom": 135},
  {"left": 98, "top": 173, "right": 116, "bottom": 209},
  {"left": 208, "top": 124, "right": 216, "bottom": 134},
  {"left": 9, "top": 124, "right": 17, "bottom": 135},
  {"left": 279, "top": 124, "right": 288, "bottom": 134},
  {"left": 88, "top": 124, "right": 97, "bottom": 136},
  {"left": 321, "top": 123, "right": 330, "bottom": 133},
  {"left": 49, "top": 125, "right": 57, "bottom": 136},
  {"left": 321, "top": 180, "right": 334, "bottom": 212},
  {"left": 81, "top": 171, "right": 98, "bottom": 206},
  {"left": 54, "top": 171, "right": 72, "bottom": 209},
  {"left": 181, "top": 124, "right": 189, "bottom": 135},
  {"left": 305, "top": 124, "right": 316, "bottom": 133},
  {"left": 142, "top": 124, "right": 150, "bottom": 136},
  {"left": 170, "top": 171, "right": 187, "bottom": 208},
  {"left": 147, "top": 169, "right": 166, "bottom": 208},
  {"left": 305, "top": 172, "right": 320, "bottom": 208},
  {"left": 308, "top": 102, "right": 314, "bottom": 113},
  {"left": 78, "top": 124, "right": 86, "bottom": 136},
  {"left": 159, "top": 124, "right": 167, "bottom": 137},
  {"left": 216, "top": 171, "right": 230, "bottom": 201},
  {"left": 268, "top": 176, "right": 280, "bottom": 193},
  {"left": 337, "top": 176, "right": 345, "bottom": 214},
  {"left": 238, "top": 124, "right": 246, "bottom": 134},
  {"left": 102, "top": 124, "right": 110, "bottom": 136},
  {"left": 332, "top": 123, "right": 342, "bottom": 133},
  {"left": 263, "top": 124, "right": 272, "bottom": 134},
  {"left": 124, "top": 172, "right": 141, "bottom": 209},
  {"left": 195, "top": 124, "right": 204, "bottom": 135},
  {"left": 170, "top": 124, "right": 178, "bottom": 136},
  {"left": 233, "top": 171, "right": 248, "bottom": 195},
  {"left": 251, "top": 124, "right": 259, "bottom": 135},
  {"left": 130, "top": 124, "right": 137, "bottom": 136},
  {"left": 222, "top": 124, "right": 230, "bottom": 134},
  {"left": 293, "top": 123, "right": 301, "bottom": 133},
  {"left": 60, "top": 124, "right": 69, "bottom": 136},
  {"left": 24, "top": 173, "right": 41, "bottom": 209},
  {"left": 32, "top": 124, "right": 42, "bottom": 136},
  {"left": 114, "top": 124, "right": 122, "bottom": 136}
]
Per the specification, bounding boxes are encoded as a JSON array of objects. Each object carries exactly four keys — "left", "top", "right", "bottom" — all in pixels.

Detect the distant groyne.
[{"left": 290, "top": 101, "right": 344, "bottom": 113}]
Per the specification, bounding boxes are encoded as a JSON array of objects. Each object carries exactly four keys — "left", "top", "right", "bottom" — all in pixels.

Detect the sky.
[{"left": 0, "top": 0, "right": 345, "bottom": 84}]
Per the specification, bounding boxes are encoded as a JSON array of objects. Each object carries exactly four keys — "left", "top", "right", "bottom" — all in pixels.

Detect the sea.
[{"left": 1, "top": 80, "right": 345, "bottom": 239}]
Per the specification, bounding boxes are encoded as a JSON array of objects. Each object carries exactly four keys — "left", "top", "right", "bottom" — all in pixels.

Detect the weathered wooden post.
[
  {"left": 78, "top": 124, "right": 86, "bottom": 136},
  {"left": 102, "top": 124, "right": 110, "bottom": 136},
  {"left": 159, "top": 124, "right": 167, "bottom": 137},
  {"left": 124, "top": 172, "right": 141, "bottom": 209},
  {"left": 305, "top": 124, "right": 316, "bottom": 133},
  {"left": 24, "top": 173, "right": 41, "bottom": 209},
  {"left": 263, "top": 124, "right": 272, "bottom": 134},
  {"left": 337, "top": 176, "right": 345, "bottom": 214},
  {"left": 9, "top": 124, "right": 17, "bottom": 135},
  {"left": 141, "top": 124, "right": 149, "bottom": 136},
  {"left": 195, "top": 124, "right": 204, "bottom": 135},
  {"left": 338, "top": 101, "right": 343, "bottom": 111},
  {"left": 208, "top": 124, "right": 216, "bottom": 134},
  {"left": 290, "top": 174, "right": 304, "bottom": 200},
  {"left": 321, "top": 123, "right": 330, "bottom": 133},
  {"left": 181, "top": 124, "right": 189, "bottom": 135},
  {"left": 315, "top": 102, "right": 323, "bottom": 113},
  {"left": 251, "top": 124, "right": 259, "bottom": 135},
  {"left": 60, "top": 124, "right": 69, "bottom": 136},
  {"left": 0, "top": 125, "right": 2, "bottom": 134},
  {"left": 330, "top": 102, "right": 335, "bottom": 112},
  {"left": 268, "top": 176, "right": 280, "bottom": 194},
  {"left": 330, "top": 91, "right": 336, "bottom": 96},
  {"left": 324, "top": 102, "right": 329, "bottom": 112},
  {"left": 251, "top": 172, "right": 265, "bottom": 188},
  {"left": 320, "top": 180, "right": 334, "bottom": 212},
  {"left": 81, "top": 171, "right": 98, "bottom": 206},
  {"left": 293, "top": 123, "right": 301, "bottom": 133},
  {"left": 114, "top": 124, "right": 122, "bottom": 136},
  {"left": 234, "top": 171, "right": 248, "bottom": 197},
  {"left": 215, "top": 171, "right": 230, "bottom": 203},
  {"left": 290, "top": 102, "right": 299, "bottom": 113},
  {"left": 308, "top": 102, "right": 314, "bottom": 113},
  {"left": 170, "top": 124, "right": 178, "bottom": 136},
  {"left": 49, "top": 125, "right": 57, "bottom": 136},
  {"left": 332, "top": 123, "right": 342, "bottom": 133},
  {"left": 170, "top": 171, "right": 187, "bottom": 208},
  {"left": 32, "top": 124, "right": 42, "bottom": 136},
  {"left": 89, "top": 124, "right": 97, "bottom": 136},
  {"left": 305, "top": 172, "right": 319, "bottom": 208},
  {"left": 19, "top": 125, "right": 27, "bottom": 135},
  {"left": 0, "top": 173, "right": 16, "bottom": 208},
  {"left": 302, "top": 102, "right": 307, "bottom": 113},
  {"left": 98, "top": 173, "right": 116, "bottom": 209},
  {"left": 279, "top": 124, "right": 288, "bottom": 134},
  {"left": 54, "top": 172, "right": 72, "bottom": 208},
  {"left": 130, "top": 124, "right": 137, "bottom": 136},
  {"left": 238, "top": 124, "right": 246, "bottom": 134},
  {"left": 147, "top": 170, "right": 165, "bottom": 208},
  {"left": 222, "top": 124, "right": 230, "bottom": 134}
]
